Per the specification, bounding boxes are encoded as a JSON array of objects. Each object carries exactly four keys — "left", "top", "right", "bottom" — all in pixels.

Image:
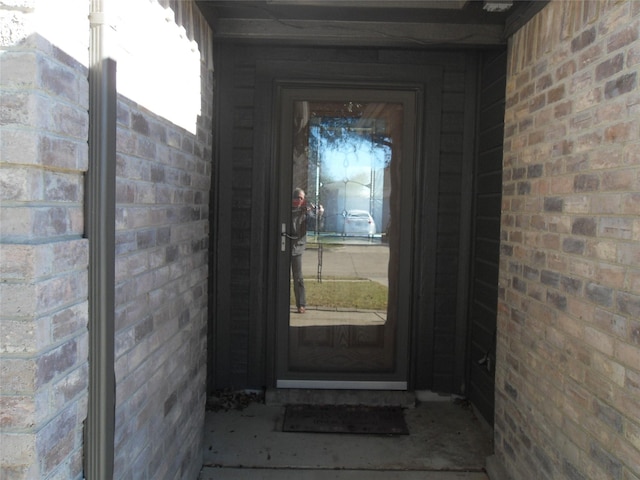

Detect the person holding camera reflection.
[{"left": 291, "top": 188, "right": 324, "bottom": 314}]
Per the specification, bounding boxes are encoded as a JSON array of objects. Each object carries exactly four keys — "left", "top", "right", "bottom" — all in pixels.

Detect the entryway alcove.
[{"left": 199, "top": 0, "right": 512, "bottom": 428}]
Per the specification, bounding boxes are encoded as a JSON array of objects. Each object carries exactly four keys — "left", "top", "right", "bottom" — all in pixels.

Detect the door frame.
[
  {"left": 254, "top": 60, "right": 443, "bottom": 390},
  {"left": 274, "top": 85, "right": 418, "bottom": 389}
]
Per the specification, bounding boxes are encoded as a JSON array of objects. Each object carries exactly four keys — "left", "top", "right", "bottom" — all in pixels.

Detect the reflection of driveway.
[{"left": 301, "top": 244, "right": 389, "bottom": 287}]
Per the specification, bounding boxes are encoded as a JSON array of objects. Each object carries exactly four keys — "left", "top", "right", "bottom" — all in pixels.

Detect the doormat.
[{"left": 283, "top": 404, "right": 409, "bottom": 435}]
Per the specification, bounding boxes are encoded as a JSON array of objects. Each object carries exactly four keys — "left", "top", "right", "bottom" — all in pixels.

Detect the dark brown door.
[{"left": 275, "top": 86, "right": 417, "bottom": 389}]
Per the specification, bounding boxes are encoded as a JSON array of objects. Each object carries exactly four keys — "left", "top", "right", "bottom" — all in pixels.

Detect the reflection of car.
[{"left": 343, "top": 210, "right": 376, "bottom": 237}]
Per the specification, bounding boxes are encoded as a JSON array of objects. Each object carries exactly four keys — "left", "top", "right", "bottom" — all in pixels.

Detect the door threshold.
[
  {"left": 277, "top": 380, "right": 407, "bottom": 390},
  {"left": 265, "top": 388, "right": 416, "bottom": 407}
]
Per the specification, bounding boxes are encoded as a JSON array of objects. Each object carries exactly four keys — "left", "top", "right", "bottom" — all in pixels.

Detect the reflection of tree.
[
  {"left": 307, "top": 113, "right": 391, "bottom": 233},
  {"left": 310, "top": 119, "right": 391, "bottom": 178}
]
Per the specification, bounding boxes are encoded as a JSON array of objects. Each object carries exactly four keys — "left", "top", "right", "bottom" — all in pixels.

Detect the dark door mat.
[{"left": 283, "top": 404, "right": 409, "bottom": 435}]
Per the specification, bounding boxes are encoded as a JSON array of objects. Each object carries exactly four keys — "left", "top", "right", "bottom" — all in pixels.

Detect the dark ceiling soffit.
[
  {"left": 209, "top": 18, "right": 505, "bottom": 47},
  {"left": 258, "top": 0, "right": 470, "bottom": 8},
  {"left": 195, "top": 1, "right": 547, "bottom": 47},
  {"left": 198, "top": 0, "right": 507, "bottom": 23}
]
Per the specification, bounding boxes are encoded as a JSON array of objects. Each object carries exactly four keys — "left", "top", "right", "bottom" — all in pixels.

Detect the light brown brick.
[
  {"left": 0, "top": 395, "right": 37, "bottom": 429},
  {"left": 0, "top": 358, "right": 37, "bottom": 394},
  {"left": 604, "top": 121, "right": 633, "bottom": 143},
  {"left": 497, "top": 3, "right": 640, "bottom": 478},
  {"left": 615, "top": 340, "right": 640, "bottom": 369}
]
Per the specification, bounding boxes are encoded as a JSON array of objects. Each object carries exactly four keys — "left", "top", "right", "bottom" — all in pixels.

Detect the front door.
[{"left": 275, "top": 85, "right": 418, "bottom": 389}]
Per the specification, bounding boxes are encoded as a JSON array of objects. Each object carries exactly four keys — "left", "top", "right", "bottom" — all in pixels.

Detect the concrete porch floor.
[{"left": 199, "top": 392, "right": 493, "bottom": 479}]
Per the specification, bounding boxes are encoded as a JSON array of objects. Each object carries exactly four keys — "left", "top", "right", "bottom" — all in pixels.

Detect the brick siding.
[
  {"left": 1, "top": 1, "right": 213, "bottom": 479},
  {"left": 495, "top": 1, "right": 640, "bottom": 479},
  {"left": 110, "top": 3, "right": 214, "bottom": 479},
  {"left": 0, "top": 2, "right": 90, "bottom": 478},
  {"left": 112, "top": 91, "right": 212, "bottom": 479}
]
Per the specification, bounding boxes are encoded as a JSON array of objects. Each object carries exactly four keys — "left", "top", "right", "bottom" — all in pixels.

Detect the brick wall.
[
  {"left": 0, "top": 1, "right": 90, "bottom": 478},
  {"left": 495, "top": 1, "right": 640, "bottom": 479},
  {"left": 110, "top": 2, "right": 213, "bottom": 479},
  {"left": 112, "top": 99, "right": 211, "bottom": 479},
  {"left": 1, "top": 1, "right": 214, "bottom": 479}
]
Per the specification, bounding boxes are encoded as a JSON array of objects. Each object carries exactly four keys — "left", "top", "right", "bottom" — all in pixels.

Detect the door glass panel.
[{"left": 284, "top": 98, "right": 405, "bottom": 380}]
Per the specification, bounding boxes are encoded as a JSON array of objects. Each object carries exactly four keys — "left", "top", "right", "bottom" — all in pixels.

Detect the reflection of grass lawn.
[{"left": 291, "top": 278, "right": 387, "bottom": 310}]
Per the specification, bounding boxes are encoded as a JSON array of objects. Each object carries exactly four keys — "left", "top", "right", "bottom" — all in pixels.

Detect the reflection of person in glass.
[{"left": 291, "top": 188, "right": 323, "bottom": 314}]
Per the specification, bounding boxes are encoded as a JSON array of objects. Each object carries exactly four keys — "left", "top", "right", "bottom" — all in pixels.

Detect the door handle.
[
  {"left": 281, "top": 223, "right": 298, "bottom": 251},
  {"left": 281, "top": 223, "right": 287, "bottom": 252}
]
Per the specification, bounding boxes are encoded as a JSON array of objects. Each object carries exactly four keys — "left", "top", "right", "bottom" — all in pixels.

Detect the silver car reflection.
[{"left": 343, "top": 210, "right": 376, "bottom": 238}]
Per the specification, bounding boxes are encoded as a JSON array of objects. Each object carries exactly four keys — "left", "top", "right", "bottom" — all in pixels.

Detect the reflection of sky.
[
  {"left": 320, "top": 141, "right": 387, "bottom": 184},
  {"left": 310, "top": 124, "right": 390, "bottom": 184}
]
